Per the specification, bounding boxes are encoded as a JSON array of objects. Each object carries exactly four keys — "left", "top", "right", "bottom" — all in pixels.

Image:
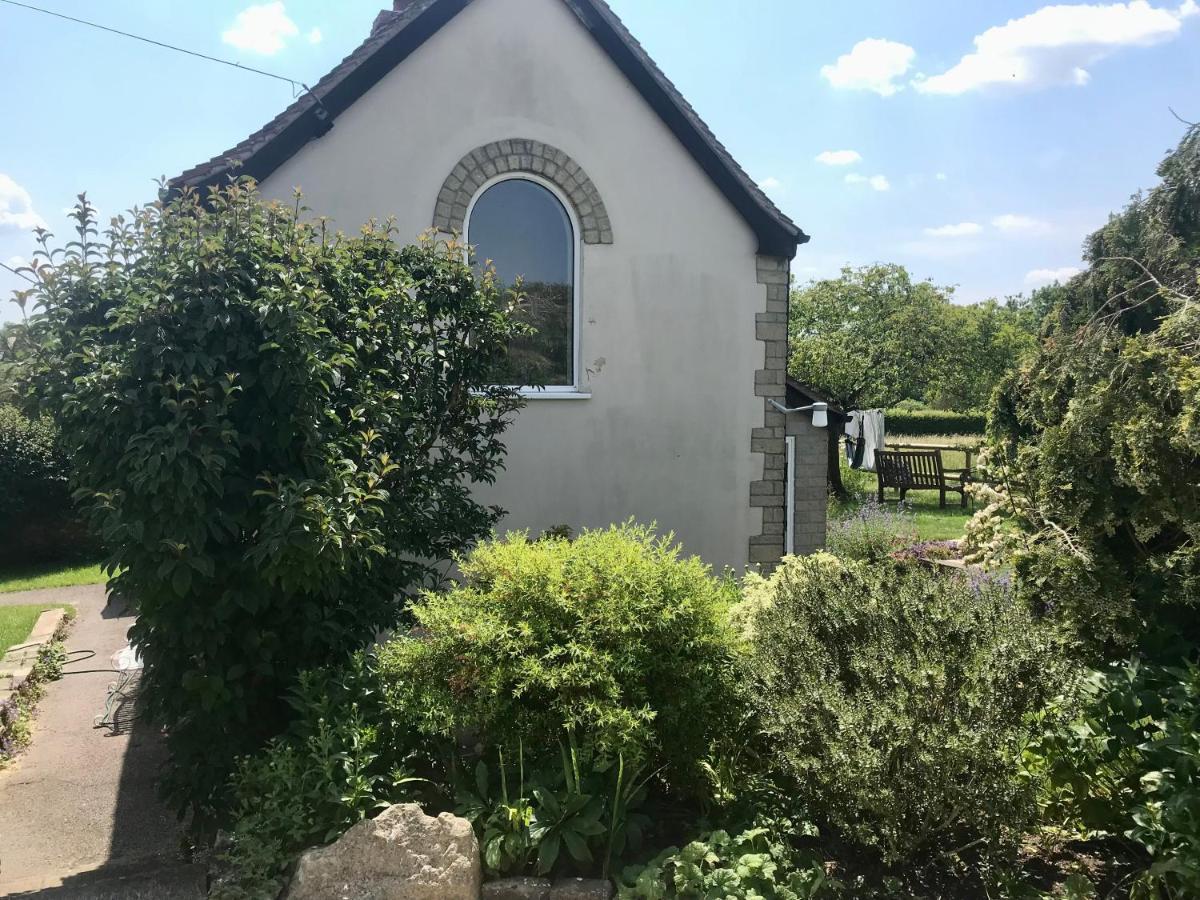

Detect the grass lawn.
[
  {"left": 0, "top": 603, "right": 71, "bottom": 654},
  {"left": 835, "top": 432, "right": 983, "bottom": 542},
  {"left": 0, "top": 561, "right": 106, "bottom": 595}
]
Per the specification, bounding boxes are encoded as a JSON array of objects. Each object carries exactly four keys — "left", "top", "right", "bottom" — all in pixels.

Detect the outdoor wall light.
[{"left": 768, "top": 399, "right": 829, "bottom": 429}]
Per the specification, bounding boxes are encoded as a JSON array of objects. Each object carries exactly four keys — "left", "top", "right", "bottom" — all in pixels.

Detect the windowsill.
[{"left": 516, "top": 389, "right": 592, "bottom": 400}]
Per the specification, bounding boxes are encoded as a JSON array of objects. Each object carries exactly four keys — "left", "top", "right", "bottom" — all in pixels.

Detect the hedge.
[
  {"left": 884, "top": 408, "right": 986, "bottom": 436},
  {"left": 0, "top": 405, "right": 90, "bottom": 565}
]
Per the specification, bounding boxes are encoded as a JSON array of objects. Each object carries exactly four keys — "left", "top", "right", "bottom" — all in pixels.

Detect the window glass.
[{"left": 468, "top": 178, "right": 574, "bottom": 387}]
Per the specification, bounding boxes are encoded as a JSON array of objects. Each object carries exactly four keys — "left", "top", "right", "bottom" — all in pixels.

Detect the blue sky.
[{"left": 2, "top": 0, "right": 1198, "bottom": 321}]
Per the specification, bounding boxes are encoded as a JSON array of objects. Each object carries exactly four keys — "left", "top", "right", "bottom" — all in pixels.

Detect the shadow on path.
[{"left": 0, "top": 585, "right": 204, "bottom": 898}]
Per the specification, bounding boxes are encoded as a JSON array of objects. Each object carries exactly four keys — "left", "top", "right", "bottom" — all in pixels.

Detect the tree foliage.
[
  {"left": 985, "top": 124, "right": 1200, "bottom": 657},
  {"left": 787, "top": 263, "right": 1037, "bottom": 412},
  {"left": 15, "top": 182, "right": 525, "bottom": 817}
]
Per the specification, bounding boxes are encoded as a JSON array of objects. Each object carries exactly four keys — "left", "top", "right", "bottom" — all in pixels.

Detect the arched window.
[{"left": 466, "top": 176, "right": 577, "bottom": 390}]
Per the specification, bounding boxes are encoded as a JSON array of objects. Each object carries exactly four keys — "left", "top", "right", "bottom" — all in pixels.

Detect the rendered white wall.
[{"left": 258, "top": 0, "right": 772, "bottom": 570}]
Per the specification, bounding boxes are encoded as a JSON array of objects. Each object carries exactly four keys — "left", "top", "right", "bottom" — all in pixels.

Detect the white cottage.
[{"left": 174, "top": 0, "right": 827, "bottom": 570}]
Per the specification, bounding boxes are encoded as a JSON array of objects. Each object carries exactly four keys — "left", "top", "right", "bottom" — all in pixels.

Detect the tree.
[
  {"left": 928, "top": 299, "right": 1037, "bottom": 411},
  {"left": 788, "top": 264, "right": 959, "bottom": 495},
  {"left": 789, "top": 263, "right": 955, "bottom": 411},
  {"left": 985, "top": 124, "right": 1200, "bottom": 658},
  {"left": 17, "top": 182, "right": 526, "bottom": 818}
]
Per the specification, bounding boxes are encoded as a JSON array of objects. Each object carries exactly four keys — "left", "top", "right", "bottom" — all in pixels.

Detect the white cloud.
[
  {"left": 0, "top": 174, "right": 46, "bottom": 232},
  {"left": 915, "top": 2, "right": 1197, "bottom": 95},
  {"left": 758, "top": 176, "right": 782, "bottom": 191},
  {"left": 845, "top": 173, "right": 891, "bottom": 191},
  {"left": 993, "top": 213, "right": 1053, "bottom": 235},
  {"left": 815, "top": 149, "right": 863, "bottom": 166},
  {"left": 5, "top": 255, "right": 26, "bottom": 269},
  {"left": 935, "top": 172, "right": 948, "bottom": 181},
  {"left": 307, "top": 27, "right": 323, "bottom": 44},
  {"left": 924, "top": 222, "right": 983, "bottom": 237},
  {"left": 222, "top": 2, "right": 299, "bottom": 55},
  {"left": 1025, "top": 266, "right": 1081, "bottom": 285},
  {"left": 821, "top": 38, "right": 916, "bottom": 96}
]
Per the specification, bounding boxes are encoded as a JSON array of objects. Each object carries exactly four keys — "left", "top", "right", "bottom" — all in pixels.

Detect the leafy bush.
[
  {"left": 884, "top": 408, "right": 986, "bottom": 436},
  {"left": 617, "top": 825, "right": 829, "bottom": 899},
  {"left": 19, "top": 185, "right": 524, "bottom": 818},
  {"left": 454, "top": 738, "right": 652, "bottom": 880},
  {"left": 825, "top": 495, "right": 916, "bottom": 562},
  {"left": 211, "top": 656, "right": 427, "bottom": 900},
  {"left": 1026, "top": 660, "right": 1200, "bottom": 898},
  {"left": 0, "top": 405, "right": 89, "bottom": 565},
  {"left": 744, "top": 554, "right": 1064, "bottom": 863},
  {"left": 378, "top": 523, "right": 742, "bottom": 798}
]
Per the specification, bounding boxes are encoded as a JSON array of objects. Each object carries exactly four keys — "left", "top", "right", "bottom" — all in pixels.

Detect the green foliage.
[
  {"left": 378, "top": 523, "right": 741, "bottom": 796},
  {"left": 212, "top": 656, "right": 427, "bottom": 900},
  {"left": 455, "top": 740, "right": 651, "bottom": 879},
  {"left": 1026, "top": 660, "right": 1200, "bottom": 898},
  {"left": 617, "top": 825, "right": 829, "bottom": 900},
  {"left": 744, "top": 554, "right": 1064, "bottom": 864},
  {"left": 788, "top": 264, "right": 1035, "bottom": 412},
  {"left": 789, "top": 264, "right": 955, "bottom": 410},
  {"left": 824, "top": 495, "right": 917, "bottom": 562},
  {"left": 17, "top": 183, "right": 524, "bottom": 818},
  {"left": 986, "top": 126, "right": 1200, "bottom": 656},
  {"left": 883, "top": 408, "right": 986, "bottom": 436},
  {"left": 0, "top": 322, "right": 30, "bottom": 406},
  {"left": 0, "top": 405, "right": 89, "bottom": 565}
]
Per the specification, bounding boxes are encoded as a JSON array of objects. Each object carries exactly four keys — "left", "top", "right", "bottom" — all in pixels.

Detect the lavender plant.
[{"left": 825, "top": 495, "right": 917, "bottom": 562}]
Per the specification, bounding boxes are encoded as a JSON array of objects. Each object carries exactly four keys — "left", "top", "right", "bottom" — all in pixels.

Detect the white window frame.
[{"left": 464, "top": 172, "right": 585, "bottom": 398}]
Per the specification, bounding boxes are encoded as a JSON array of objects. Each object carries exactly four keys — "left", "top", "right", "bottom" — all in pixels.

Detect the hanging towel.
[
  {"left": 859, "top": 409, "right": 886, "bottom": 472},
  {"left": 845, "top": 409, "right": 886, "bottom": 471}
]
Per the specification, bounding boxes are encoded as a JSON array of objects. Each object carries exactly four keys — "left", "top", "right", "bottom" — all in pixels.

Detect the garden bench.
[{"left": 875, "top": 449, "right": 968, "bottom": 509}]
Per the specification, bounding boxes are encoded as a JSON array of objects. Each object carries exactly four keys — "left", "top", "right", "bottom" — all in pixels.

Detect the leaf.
[{"left": 536, "top": 831, "right": 561, "bottom": 875}]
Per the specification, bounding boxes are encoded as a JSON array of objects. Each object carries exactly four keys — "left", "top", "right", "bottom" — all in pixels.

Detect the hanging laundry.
[{"left": 845, "top": 409, "right": 886, "bottom": 471}]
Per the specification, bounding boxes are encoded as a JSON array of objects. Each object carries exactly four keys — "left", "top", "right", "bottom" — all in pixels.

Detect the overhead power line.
[{"left": 0, "top": 0, "right": 323, "bottom": 106}]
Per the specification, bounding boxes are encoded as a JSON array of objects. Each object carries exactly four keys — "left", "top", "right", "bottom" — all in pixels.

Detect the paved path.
[{"left": 0, "top": 584, "right": 203, "bottom": 898}]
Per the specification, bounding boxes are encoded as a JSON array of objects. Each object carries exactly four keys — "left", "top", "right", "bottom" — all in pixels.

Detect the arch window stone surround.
[{"left": 433, "top": 139, "right": 613, "bottom": 244}]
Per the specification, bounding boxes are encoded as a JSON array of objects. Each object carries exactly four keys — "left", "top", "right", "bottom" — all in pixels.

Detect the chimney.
[{"left": 371, "top": 0, "right": 416, "bottom": 35}]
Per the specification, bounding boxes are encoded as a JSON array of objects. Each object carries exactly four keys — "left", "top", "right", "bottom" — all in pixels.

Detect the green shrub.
[
  {"left": 0, "top": 405, "right": 90, "bottom": 565},
  {"left": 1026, "top": 660, "right": 1200, "bottom": 898},
  {"left": 617, "top": 825, "right": 830, "bottom": 899},
  {"left": 19, "top": 186, "right": 524, "bottom": 818},
  {"left": 378, "top": 523, "right": 742, "bottom": 798},
  {"left": 453, "top": 738, "right": 654, "bottom": 880},
  {"left": 212, "top": 656, "right": 427, "bottom": 900},
  {"left": 884, "top": 408, "right": 986, "bottom": 436},
  {"left": 983, "top": 125, "right": 1199, "bottom": 659},
  {"left": 744, "top": 555, "right": 1064, "bottom": 863}
]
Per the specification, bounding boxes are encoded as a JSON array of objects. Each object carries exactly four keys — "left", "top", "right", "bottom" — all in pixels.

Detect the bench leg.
[
  {"left": 939, "top": 489, "right": 946, "bottom": 509},
  {"left": 878, "top": 479, "right": 884, "bottom": 504}
]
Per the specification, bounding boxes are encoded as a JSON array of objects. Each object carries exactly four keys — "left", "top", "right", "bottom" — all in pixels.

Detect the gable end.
[{"left": 171, "top": 0, "right": 807, "bottom": 258}]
